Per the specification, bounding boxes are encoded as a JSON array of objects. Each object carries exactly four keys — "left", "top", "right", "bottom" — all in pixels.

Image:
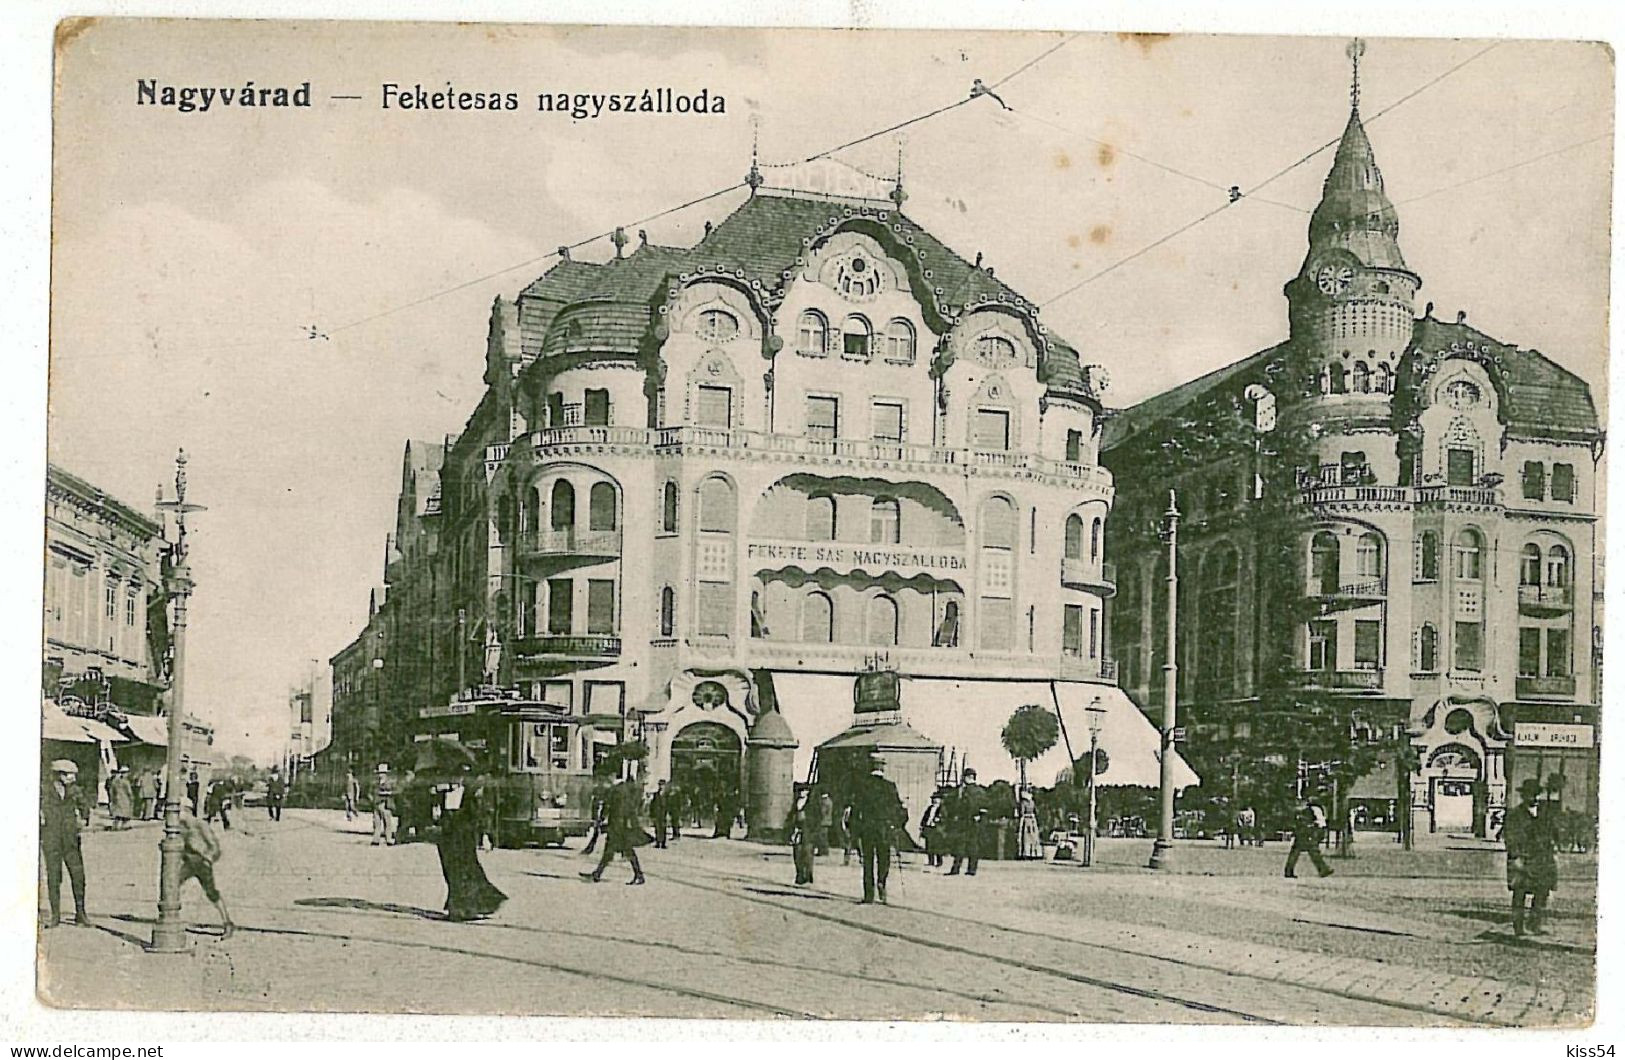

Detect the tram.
[{"left": 414, "top": 688, "right": 603, "bottom": 847}]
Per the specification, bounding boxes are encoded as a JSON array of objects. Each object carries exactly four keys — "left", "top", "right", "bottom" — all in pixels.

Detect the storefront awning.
[
  {"left": 121, "top": 713, "right": 169, "bottom": 747},
  {"left": 42, "top": 702, "right": 96, "bottom": 744},
  {"left": 1051, "top": 683, "right": 1200, "bottom": 790}
]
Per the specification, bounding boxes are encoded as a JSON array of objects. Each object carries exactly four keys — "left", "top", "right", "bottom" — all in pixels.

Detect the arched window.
[
  {"left": 934, "top": 599, "right": 961, "bottom": 647},
  {"left": 1520, "top": 543, "right": 1543, "bottom": 586},
  {"left": 696, "top": 308, "right": 739, "bottom": 344},
  {"left": 528, "top": 486, "right": 544, "bottom": 533},
  {"left": 698, "top": 477, "right": 735, "bottom": 534},
  {"left": 1372, "top": 363, "right": 1392, "bottom": 394},
  {"left": 588, "top": 482, "right": 617, "bottom": 532},
  {"left": 1064, "top": 514, "right": 1084, "bottom": 560},
  {"left": 974, "top": 335, "right": 1016, "bottom": 366},
  {"left": 1418, "top": 624, "right": 1439, "bottom": 672},
  {"left": 1310, "top": 530, "right": 1340, "bottom": 594},
  {"left": 1328, "top": 362, "right": 1347, "bottom": 394},
  {"left": 1547, "top": 544, "right": 1571, "bottom": 588},
  {"left": 1356, "top": 532, "right": 1384, "bottom": 582},
  {"left": 806, "top": 494, "right": 837, "bottom": 541},
  {"left": 797, "top": 310, "right": 827, "bottom": 356},
  {"left": 1090, "top": 517, "right": 1103, "bottom": 563},
  {"left": 841, "top": 315, "right": 872, "bottom": 359},
  {"left": 867, "top": 595, "right": 899, "bottom": 647},
  {"left": 869, "top": 497, "right": 900, "bottom": 544},
  {"left": 661, "top": 481, "right": 678, "bottom": 533},
  {"left": 1454, "top": 528, "right": 1483, "bottom": 581},
  {"left": 1417, "top": 530, "right": 1439, "bottom": 581},
  {"left": 659, "top": 586, "right": 675, "bottom": 637},
  {"left": 978, "top": 496, "right": 1017, "bottom": 650},
  {"left": 802, "top": 591, "right": 834, "bottom": 643},
  {"left": 1352, "top": 361, "right": 1370, "bottom": 393},
  {"left": 884, "top": 318, "right": 915, "bottom": 363},
  {"left": 549, "top": 480, "right": 575, "bottom": 533},
  {"left": 980, "top": 496, "right": 1018, "bottom": 550}
]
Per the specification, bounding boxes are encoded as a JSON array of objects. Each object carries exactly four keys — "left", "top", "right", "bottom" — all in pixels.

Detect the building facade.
[
  {"left": 1102, "top": 83, "right": 1604, "bottom": 837},
  {"left": 332, "top": 187, "right": 1147, "bottom": 798}
]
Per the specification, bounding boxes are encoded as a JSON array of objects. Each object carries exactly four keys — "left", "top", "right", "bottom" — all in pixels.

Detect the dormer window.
[{"left": 697, "top": 309, "right": 739, "bottom": 344}]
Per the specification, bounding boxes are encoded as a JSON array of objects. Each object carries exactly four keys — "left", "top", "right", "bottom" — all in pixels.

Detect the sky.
[{"left": 44, "top": 22, "right": 1612, "bottom": 762}]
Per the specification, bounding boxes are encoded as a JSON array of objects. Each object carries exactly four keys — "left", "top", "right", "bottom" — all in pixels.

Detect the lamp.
[
  {"left": 1149, "top": 489, "right": 1180, "bottom": 870},
  {"left": 1084, "top": 696, "right": 1106, "bottom": 867}
]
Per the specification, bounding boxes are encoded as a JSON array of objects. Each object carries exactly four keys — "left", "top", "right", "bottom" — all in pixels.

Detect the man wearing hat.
[
  {"left": 40, "top": 759, "right": 91, "bottom": 927},
  {"left": 945, "top": 768, "right": 986, "bottom": 877},
  {"left": 1503, "top": 778, "right": 1559, "bottom": 937},
  {"left": 107, "top": 766, "right": 135, "bottom": 830},
  {"left": 370, "top": 764, "right": 397, "bottom": 846},
  {"left": 844, "top": 761, "right": 907, "bottom": 904}
]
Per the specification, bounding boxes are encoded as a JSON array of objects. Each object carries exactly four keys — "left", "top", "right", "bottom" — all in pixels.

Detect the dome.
[{"left": 748, "top": 707, "right": 798, "bottom": 747}]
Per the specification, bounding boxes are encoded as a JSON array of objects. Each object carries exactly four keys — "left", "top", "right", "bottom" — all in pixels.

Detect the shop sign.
[
  {"left": 419, "top": 702, "right": 478, "bottom": 719},
  {"left": 1513, "top": 722, "right": 1594, "bottom": 749},
  {"left": 747, "top": 539, "right": 968, "bottom": 579}
]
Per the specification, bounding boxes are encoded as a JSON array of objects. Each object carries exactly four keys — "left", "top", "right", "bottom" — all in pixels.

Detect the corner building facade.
[{"left": 471, "top": 192, "right": 1118, "bottom": 788}]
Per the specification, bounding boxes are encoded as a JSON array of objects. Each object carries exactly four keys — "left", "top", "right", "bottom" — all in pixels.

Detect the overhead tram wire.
[
  {"left": 1394, "top": 132, "right": 1610, "bottom": 207},
  {"left": 1039, "top": 41, "right": 1504, "bottom": 308}
]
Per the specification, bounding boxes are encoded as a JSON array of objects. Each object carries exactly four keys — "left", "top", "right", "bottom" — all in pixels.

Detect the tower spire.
[
  {"left": 889, "top": 134, "right": 908, "bottom": 208},
  {"left": 745, "top": 116, "right": 763, "bottom": 195},
  {"left": 1347, "top": 37, "right": 1366, "bottom": 114}
]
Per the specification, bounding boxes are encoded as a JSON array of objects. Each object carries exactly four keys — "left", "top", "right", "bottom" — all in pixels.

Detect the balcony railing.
[
  {"left": 1306, "top": 577, "right": 1386, "bottom": 602},
  {"left": 1518, "top": 584, "right": 1573, "bottom": 612},
  {"left": 516, "top": 426, "right": 1116, "bottom": 493},
  {"left": 1516, "top": 674, "right": 1577, "bottom": 699},
  {"left": 1299, "top": 484, "right": 1501, "bottom": 508},
  {"left": 515, "top": 528, "right": 622, "bottom": 558},
  {"left": 1061, "top": 558, "right": 1117, "bottom": 596},
  {"left": 1059, "top": 655, "right": 1118, "bottom": 683},
  {"left": 1414, "top": 485, "right": 1502, "bottom": 508},
  {"left": 512, "top": 635, "right": 621, "bottom": 659},
  {"left": 1291, "top": 668, "right": 1383, "bottom": 691}
]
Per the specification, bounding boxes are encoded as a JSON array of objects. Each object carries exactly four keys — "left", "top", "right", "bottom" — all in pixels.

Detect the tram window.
[{"left": 550, "top": 726, "right": 571, "bottom": 770}]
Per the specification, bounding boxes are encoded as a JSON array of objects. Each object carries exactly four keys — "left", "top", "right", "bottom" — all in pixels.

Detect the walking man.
[
  {"left": 178, "top": 810, "right": 235, "bottom": 937},
  {"left": 919, "top": 791, "right": 946, "bottom": 868},
  {"left": 265, "top": 766, "right": 287, "bottom": 821},
  {"left": 1504, "top": 778, "right": 1558, "bottom": 937},
  {"left": 185, "top": 770, "right": 201, "bottom": 816},
  {"left": 581, "top": 772, "right": 649, "bottom": 885},
  {"left": 107, "top": 767, "right": 135, "bottom": 830},
  {"left": 40, "top": 760, "right": 90, "bottom": 928},
  {"left": 785, "top": 784, "right": 819, "bottom": 886},
  {"left": 343, "top": 769, "right": 361, "bottom": 821},
  {"left": 136, "top": 768, "right": 158, "bottom": 822},
  {"left": 371, "top": 764, "right": 397, "bottom": 846},
  {"left": 203, "top": 777, "right": 233, "bottom": 831},
  {"left": 650, "top": 780, "right": 670, "bottom": 849},
  {"left": 1284, "top": 795, "right": 1334, "bottom": 878},
  {"left": 815, "top": 790, "right": 834, "bottom": 856},
  {"left": 946, "top": 768, "right": 985, "bottom": 877},
  {"left": 845, "top": 762, "right": 907, "bottom": 904}
]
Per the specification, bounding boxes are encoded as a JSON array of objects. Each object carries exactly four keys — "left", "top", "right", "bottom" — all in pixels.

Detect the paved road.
[{"left": 36, "top": 810, "right": 1594, "bottom": 1024}]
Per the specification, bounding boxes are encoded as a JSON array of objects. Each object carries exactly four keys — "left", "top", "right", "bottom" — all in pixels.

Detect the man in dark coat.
[
  {"left": 1504, "top": 778, "right": 1558, "bottom": 936},
  {"left": 265, "top": 766, "right": 287, "bottom": 821},
  {"left": 581, "top": 775, "right": 649, "bottom": 884},
  {"left": 1284, "top": 796, "right": 1334, "bottom": 878},
  {"left": 40, "top": 759, "right": 90, "bottom": 927},
  {"left": 946, "top": 769, "right": 986, "bottom": 877},
  {"left": 649, "top": 780, "right": 670, "bottom": 849},
  {"left": 785, "top": 784, "right": 819, "bottom": 886},
  {"left": 845, "top": 764, "right": 907, "bottom": 904}
]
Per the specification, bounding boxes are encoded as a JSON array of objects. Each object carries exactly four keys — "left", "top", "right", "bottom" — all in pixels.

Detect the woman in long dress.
[
  {"left": 1016, "top": 785, "right": 1042, "bottom": 860},
  {"left": 435, "top": 767, "right": 507, "bottom": 921}
]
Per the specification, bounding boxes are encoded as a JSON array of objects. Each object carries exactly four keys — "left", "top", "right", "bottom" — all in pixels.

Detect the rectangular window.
[
  {"left": 1065, "top": 429, "right": 1083, "bottom": 463},
  {"left": 125, "top": 594, "right": 137, "bottom": 628},
  {"left": 1354, "top": 619, "right": 1382, "bottom": 670},
  {"left": 1551, "top": 463, "right": 1576, "bottom": 503},
  {"left": 1518, "top": 627, "right": 1541, "bottom": 677},
  {"left": 584, "top": 388, "right": 610, "bottom": 426},
  {"left": 696, "top": 582, "right": 732, "bottom": 635},
  {"left": 870, "top": 401, "right": 904, "bottom": 444},
  {"left": 973, "top": 409, "right": 1011, "bottom": 451},
  {"left": 546, "top": 392, "right": 565, "bottom": 427},
  {"left": 1521, "top": 461, "right": 1546, "bottom": 500},
  {"left": 1063, "top": 605, "right": 1084, "bottom": 656},
  {"left": 104, "top": 579, "right": 117, "bottom": 620},
  {"left": 1307, "top": 619, "right": 1336, "bottom": 671},
  {"left": 1455, "top": 621, "right": 1483, "bottom": 672},
  {"left": 550, "top": 726, "right": 571, "bottom": 770},
  {"left": 547, "top": 579, "right": 573, "bottom": 635},
  {"left": 979, "top": 598, "right": 1013, "bottom": 650},
  {"left": 1446, "top": 448, "right": 1476, "bottom": 486},
  {"left": 585, "top": 681, "right": 625, "bottom": 717},
  {"left": 542, "top": 680, "right": 573, "bottom": 713},
  {"left": 586, "top": 579, "right": 616, "bottom": 635},
  {"left": 696, "top": 385, "right": 732, "bottom": 428},
  {"left": 1089, "top": 609, "right": 1100, "bottom": 659},
  {"left": 1547, "top": 628, "right": 1570, "bottom": 677},
  {"left": 806, "top": 395, "right": 839, "bottom": 440}
]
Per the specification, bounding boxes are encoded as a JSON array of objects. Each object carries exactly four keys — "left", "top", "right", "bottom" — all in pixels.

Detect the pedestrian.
[
  {"left": 844, "top": 761, "right": 907, "bottom": 905},
  {"left": 1284, "top": 796, "right": 1334, "bottom": 878},
  {"left": 815, "top": 790, "right": 834, "bottom": 856},
  {"left": 135, "top": 768, "right": 158, "bottom": 822},
  {"left": 434, "top": 765, "right": 507, "bottom": 921},
  {"left": 177, "top": 810, "right": 235, "bottom": 938},
  {"left": 581, "top": 779, "right": 608, "bottom": 855},
  {"left": 40, "top": 759, "right": 90, "bottom": 928},
  {"left": 203, "top": 778, "right": 233, "bottom": 831},
  {"left": 713, "top": 783, "right": 738, "bottom": 839},
  {"left": 785, "top": 784, "right": 818, "bottom": 886},
  {"left": 946, "top": 768, "right": 985, "bottom": 877},
  {"left": 650, "top": 780, "right": 670, "bottom": 849},
  {"left": 371, "top": 764, "right": 396, "bottom": 845},
  {"left": 1237, "top": 805, "right": 1258, "bottom": 848},
  {"left": 1015, "top": 785, "right": 1042, "bottom": 860},
  {"left": 580, "top": 771, "right": 650, "bottom": 885},
  {"left": 152, "top": 768, "right": 167, "bottom": 819},
  {"left": 919, "top": 791, "right": 947, "bottom": 868},
  {"left": 343, "top": 769, "right": 361, "bottom": 821},
  {"left": 265, "top": 765, "right": 287, "bottom": 821},
  {"left": 107, "top": 767, "right": 134, "bottom": 830},
  {"left": 185, "top": 770, "right": 201, "bottom": 816},
  {"left": 1503, "top": 778, "right": 1558, "bottom": 937}
]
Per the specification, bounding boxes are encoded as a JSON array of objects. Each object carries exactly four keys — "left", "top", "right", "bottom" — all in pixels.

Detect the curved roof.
[{"left": 1304, "top": 110, "right": 1410, "bottom": 275}]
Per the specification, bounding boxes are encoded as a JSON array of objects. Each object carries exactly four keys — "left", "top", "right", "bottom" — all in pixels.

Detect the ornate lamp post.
[
  {"left": 151, "top": 450, "right": 205, "bottom": 953},
  {"left": 1148, "top": 489, "right": 1180, "bottom": 870},
  {"left": 1084, "top": 696, "right": 1106, "bottom": 868}
]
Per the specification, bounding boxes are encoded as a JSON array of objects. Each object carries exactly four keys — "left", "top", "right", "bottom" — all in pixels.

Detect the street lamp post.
[
  {"left": 1148, "top": 489, "right": 1180, "bottom": 871},
  {"left": 1084, "top": 696, "right": 1106, "bottom": 868},
  {"left": 151, "top": 449, "right": 205, "bottom": 953}
]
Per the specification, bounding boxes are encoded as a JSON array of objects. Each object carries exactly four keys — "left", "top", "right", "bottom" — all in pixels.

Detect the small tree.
[{"left": 1001, "top": 704, "right": 1060, "bottom": 789}]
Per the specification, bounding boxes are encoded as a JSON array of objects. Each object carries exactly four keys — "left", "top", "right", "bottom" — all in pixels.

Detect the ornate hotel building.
[
  {"left": 1102, "top": 79, "right": 1604, "bottom": 836},
  {"left": 329, "top": 185, "right": 1140, "bottom": 794}
]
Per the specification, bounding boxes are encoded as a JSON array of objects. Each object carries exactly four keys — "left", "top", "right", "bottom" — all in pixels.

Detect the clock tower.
[{"left": 1285, "top": 39, "right": 1420, "bottom": 405}]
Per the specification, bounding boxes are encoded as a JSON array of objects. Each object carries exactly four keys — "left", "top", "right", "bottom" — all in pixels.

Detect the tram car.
[{"left": 414, "top": 689, "right": 605, "bottom": 847}]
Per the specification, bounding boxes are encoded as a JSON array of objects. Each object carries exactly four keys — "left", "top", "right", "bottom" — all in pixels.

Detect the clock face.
[{"left": 1315, "top": 263, "right": 1355, "bottom": 296}]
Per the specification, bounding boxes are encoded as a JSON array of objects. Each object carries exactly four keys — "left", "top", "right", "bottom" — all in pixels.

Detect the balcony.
[
  {"left": 1516, "top": 674, "right": 1577, "bottom": 699},
  {"left": 511, "top": 635, "right": 622, "bottom": 662},
  {"left": 1059, "top": 655, "right": 1118, "bottom": 683},
  {"left": 1305, "top": 577, "right": 1386, "bottom": 610},
  {"left": 515, "top": 528, "right": 622, "bottom": 560},
  {"left": 1061, "top": 558, "right": 1117, "bottom": 597},
  {"left": 1291, "top": 668, "right": 1383, "bottom": 692},
  {"left": 1296, "top": 484, "right": 1502, "bottom": 510},
  {"left": 1413, "top": 484, "right": 1502, "bottom": 509},
  {"left": 1518, "top": 583, "right": 1573, "bottom": 614}
]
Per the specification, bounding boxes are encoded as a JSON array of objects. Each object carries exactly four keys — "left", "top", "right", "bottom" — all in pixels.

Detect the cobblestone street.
[{"left": 37, "top": 811, "right": 1595, "bottom": 1024}]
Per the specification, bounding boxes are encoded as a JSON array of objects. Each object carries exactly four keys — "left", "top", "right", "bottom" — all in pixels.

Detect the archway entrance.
[
  {"left": 669, "top": 721, "right": 743, "bottom": 832},
  {"left": 1425, "top": 743, "right": 1482, "bottom": 834}
]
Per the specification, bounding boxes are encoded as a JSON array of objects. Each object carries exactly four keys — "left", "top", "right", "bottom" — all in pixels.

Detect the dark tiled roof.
[{"left": 1102, "top": 344, "right": 1283, "bottom": 451}]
